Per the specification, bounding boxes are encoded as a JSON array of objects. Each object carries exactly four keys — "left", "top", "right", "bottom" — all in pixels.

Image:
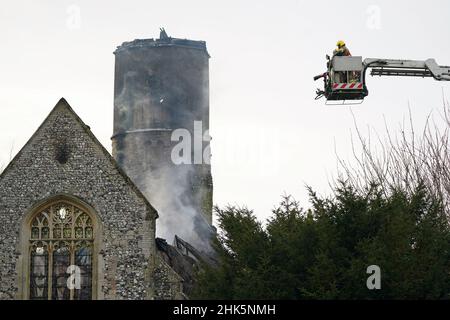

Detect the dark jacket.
[{"left": 333, "top": 46, "right": 351, "bottom": 57}]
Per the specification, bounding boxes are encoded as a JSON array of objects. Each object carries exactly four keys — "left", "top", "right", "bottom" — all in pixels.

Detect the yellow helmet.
[{"left": 336, "top": 40, "right": 345, "bottom": 48}]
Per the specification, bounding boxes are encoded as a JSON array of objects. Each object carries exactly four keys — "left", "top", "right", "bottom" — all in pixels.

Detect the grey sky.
[{"left": 1, "top": 0, "right": 449, "bottom": 223}]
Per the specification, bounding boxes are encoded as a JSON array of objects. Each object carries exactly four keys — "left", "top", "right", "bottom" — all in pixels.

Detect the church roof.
[{"left": 0, "top": 98, "right": 158, "bottom": 219}]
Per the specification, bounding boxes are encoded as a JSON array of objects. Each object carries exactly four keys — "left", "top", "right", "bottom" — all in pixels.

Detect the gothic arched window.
[{"left": 29, "top": 201, "right": 94, "bottom": 300}]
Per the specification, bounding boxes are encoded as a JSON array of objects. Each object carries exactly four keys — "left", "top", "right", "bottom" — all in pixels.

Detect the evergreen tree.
[{"left": 193, "top": 184, "right": 450, "bottom": 299}]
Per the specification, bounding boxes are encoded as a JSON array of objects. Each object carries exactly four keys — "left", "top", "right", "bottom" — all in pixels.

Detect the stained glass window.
[
  {"left": 30, "top": 243, "right": 49, "bottom": 300},
  {"left": 29, "top": 201, "right": 94, "bottom": 300},
  {"left": 74, "top": 244, "right": 93, "bottom": 300},
  {"left": 52, "top": 246, "right": 70, "bottom": 300}
]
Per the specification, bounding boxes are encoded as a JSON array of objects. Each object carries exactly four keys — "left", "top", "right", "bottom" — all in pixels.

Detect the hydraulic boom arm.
[
  {"left": 364, "top": 58, "right": 450, "bottom": 81},
  {"left": 313, "top": 55, "right": 450, "bottom": 103}
]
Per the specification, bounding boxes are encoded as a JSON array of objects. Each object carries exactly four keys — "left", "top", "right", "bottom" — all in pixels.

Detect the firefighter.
[
  {"left": 333, "top": 40, "right": 352, "bottom": 83},
  {"left": 333, "top": 40, "right": 351, "bottom": 57}
]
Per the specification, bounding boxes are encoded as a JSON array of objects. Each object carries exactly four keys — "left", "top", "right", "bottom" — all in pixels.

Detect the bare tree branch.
[{"left": 334, "top": 100, "right": 450, "bottom": 218}]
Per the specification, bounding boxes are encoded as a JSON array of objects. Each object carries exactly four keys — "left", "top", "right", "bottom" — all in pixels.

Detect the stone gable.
[{"left": 0, "top": 98, "right": 164, "bottom": 299}]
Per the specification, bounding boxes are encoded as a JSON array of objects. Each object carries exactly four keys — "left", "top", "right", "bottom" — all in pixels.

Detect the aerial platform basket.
[
  {"left": 314, "top": 54, "right": 450, "bottom": 104},
  {"left": 315, "top": 55, "right": 368, "bottom": 104},
  {"left": 327, "top": 56, "right": 368, "bottom": 102}
]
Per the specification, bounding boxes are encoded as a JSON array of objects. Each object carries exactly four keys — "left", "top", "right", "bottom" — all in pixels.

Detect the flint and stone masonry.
[
  {"left": 0, "top": 99, "right": 183, "bottom": 299},
  {"left": 112, "top": 34, "right": 214, "bottom": 249}
]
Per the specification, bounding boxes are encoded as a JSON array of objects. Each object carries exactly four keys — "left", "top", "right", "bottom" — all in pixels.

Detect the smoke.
[
  {"left": 146, "top": 163, "right": 214, "bottom": 253},
  {"left": 113, "top": 41, "right": 214, "bottom": 254},
  {"left": 115, "top": 82, "right": 214, "bottom": 254},
  {"left": 114, "top": 71, "right": 153, "bottom": 132}
]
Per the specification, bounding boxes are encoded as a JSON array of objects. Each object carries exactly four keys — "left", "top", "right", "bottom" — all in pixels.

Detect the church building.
[
  {"left": 0, "top": 99, "right": 185, "bottom": 299},
  {"left": 0, "top": 31, "right": 213, "bottom": 300}
]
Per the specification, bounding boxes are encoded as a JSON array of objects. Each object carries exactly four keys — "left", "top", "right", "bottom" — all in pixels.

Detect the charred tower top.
[{"left": 112, "top": 30, "right": 213, "bottom": 251}]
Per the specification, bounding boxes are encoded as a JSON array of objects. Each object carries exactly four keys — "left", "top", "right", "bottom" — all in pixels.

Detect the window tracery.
[{"left": 29, "top": 201, "right": 94, "bottom": 300}]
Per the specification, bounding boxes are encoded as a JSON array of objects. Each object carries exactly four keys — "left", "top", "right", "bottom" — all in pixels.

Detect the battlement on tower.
[{"left": 114, "top": 37, "right": 209, "bottom": 56}]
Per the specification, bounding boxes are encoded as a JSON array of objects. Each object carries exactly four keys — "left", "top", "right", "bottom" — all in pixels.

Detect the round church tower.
[{"left": 112, "top": 30, "right": 213, "bottom": 251}]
